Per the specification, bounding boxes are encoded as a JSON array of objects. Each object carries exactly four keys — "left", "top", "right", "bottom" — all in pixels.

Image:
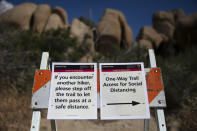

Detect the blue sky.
[{"left": 7, "top": 0, "right": 197, "bottom": 39}]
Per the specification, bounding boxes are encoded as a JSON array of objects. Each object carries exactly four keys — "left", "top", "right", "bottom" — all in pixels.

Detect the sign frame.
[
  {"left": 47, "top": 62, "right": 98, "bottom": 120},
  {"left": 99, "top": 62, "right": 150, "bottom": 120}
]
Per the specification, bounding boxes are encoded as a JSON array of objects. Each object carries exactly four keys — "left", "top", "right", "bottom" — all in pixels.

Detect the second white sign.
[{"left": 99, "top": 63, "right": 150, "bottom": 120}]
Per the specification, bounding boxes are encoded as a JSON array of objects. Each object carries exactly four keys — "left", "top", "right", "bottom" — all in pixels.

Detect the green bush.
[
  {"left": 157, "top": 45, "right": 197, "bottom": 130},
  {"left": 94, "top": 43, "right": 197, "bottom": 130},
  {"left": 0, "top": 21, "right": 197, "bottom": 130},
  {"left": 93, "top": 44, "right": 148, "bottom": 66},
  {"left": 157, "top": 46, "right": 197, "bottom": 111},
  {"left": 0, "top": 23, "right": 88, "bottom": 91},
  {"left": 78, "top": 16, "right": 96, "bottom": 29}
]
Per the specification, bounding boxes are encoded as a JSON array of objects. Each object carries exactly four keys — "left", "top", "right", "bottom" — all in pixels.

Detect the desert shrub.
[
  {"left": 157, "top": 45, "right": 197, "bottom": 130},
  {"left": 93, "top": 44, "right": 148, "bottom": 66},
  {"left": 0, "top": 23, "right": 88, "bottom": 91},
  {"left": 0, "top": 88, "right": 32, "bottom": 131},
  {"left": 179, "top": 96, "right": 197, "bottom": 131},
  {"left": 157, "top": 46, "right": 197, "bottom": 111},
  {"left": 94, "top": 43, "right": 197, "bottom": 130},
  {"left": 0, "top": 21, "right": 197, "bottom": 130},
  {"left": 78, "top": 16, "right": 96, "bottom": 29}
]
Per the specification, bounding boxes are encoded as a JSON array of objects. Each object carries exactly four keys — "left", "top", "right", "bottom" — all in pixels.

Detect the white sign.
[
  {"left": 47, "top": 63, "right": 97, "bottom": 119},
  {"left": 99, "top": 63, "right": 150, "bottom": 120}
]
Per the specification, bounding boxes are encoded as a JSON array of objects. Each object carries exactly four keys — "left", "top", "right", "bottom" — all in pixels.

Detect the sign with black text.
[
  {"left": 99, "top": 63, "right": 150, "bottom": 120},
  {"left": 47, "top": 63, "right": 97, "bottom": 119}
]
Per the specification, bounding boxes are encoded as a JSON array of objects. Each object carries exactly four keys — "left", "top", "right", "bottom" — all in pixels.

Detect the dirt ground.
[
  {"left": 39, "top": 106, "right": 158, "bottom": 131},
  {"left": 40, "top": 114, "right": 157, "bottom": 131},
  {"left": 0, "top": 88, "right": 159, "bottom": 131}
]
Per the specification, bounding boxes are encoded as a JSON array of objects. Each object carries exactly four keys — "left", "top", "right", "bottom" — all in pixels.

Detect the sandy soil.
[
  {"left": 0, "top": 89, "right": 160, "bottom": 131},
  {"left": 40, "top": 111, "right": 158, "bottom": 131}
]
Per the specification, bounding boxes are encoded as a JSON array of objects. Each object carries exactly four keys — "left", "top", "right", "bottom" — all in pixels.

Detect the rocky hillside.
[
  {"left": 0, "top": 3, "right": 68, "bottom": 32},
  {"left": 136, "top": 9, "right": 197, "bottom": 52},
  {"left": 96, "top": 8, "right": 133, "bottom": 54},
  {"left": 1, "top": 3, "right": 196, "bottom": 58},
  {"left": 0, "top": 2, "right": 197, "bottom": 131}
]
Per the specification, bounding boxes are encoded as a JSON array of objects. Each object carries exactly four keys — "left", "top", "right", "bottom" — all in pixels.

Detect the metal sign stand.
[
  {"left": 144, "top": 49, "right": 167, "bottom": 131},
  {"left": 30, "top": 52, "right": 57, "bottom": 131},
  {"left": 30, "top": 49, "right": 166, "bottom": 131}
]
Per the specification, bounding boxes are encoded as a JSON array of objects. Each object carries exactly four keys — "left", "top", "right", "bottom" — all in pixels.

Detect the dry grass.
[
  {"left": 1, "top": 87, "right": 196, "bottom": 131},
  {"left": 0, "top": 88, "right": 32, "bottom": 131},
  {"left": 0, "top": 88, "right": 157, "bottom": 131},
  {"left": 179, "top": 104, "right": 197, "bottom": 131}
]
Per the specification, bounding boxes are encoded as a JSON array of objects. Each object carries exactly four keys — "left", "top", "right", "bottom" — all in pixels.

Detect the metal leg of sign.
[
  {"left": 50, "top": 120, "right": 57, "bottom": 131},
  {"left": 148, "top": 49, "right": 157, "bottom": 68},
  {"left": 155, "top": 109, "right": 167, "bottom": 131},
  {"left": 31, "top": 52, "right": 57, "bottom": 131},
  {"left": 144, "top": 119, "right": 149, "bottom": 131},
  {"left": 30, "top": 111, "right": 41, "bottom": 131},
  {"left": 40, "top": 52, "right": 49, "bottom": 69},
  {"left": 148, "top": 49, "right": 167, "bottom": 131}
]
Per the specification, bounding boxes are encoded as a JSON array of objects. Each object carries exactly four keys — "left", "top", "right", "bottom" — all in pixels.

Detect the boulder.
[
  {"left": 53, "top": 6, "right": 68, "bottom": 27},
  {"left": 44, "top": 14, "right": 64, "bottom": 31},
  {"left": 159, "top": 33, "right": 169, "bottom": 42},
  {"left": 97, "top": 17, "right": 121, "bottom": 45},
  {"left": 152, "top": 9, "right": 186, "bottom": 41},
  {"left": 32, "top": 4, "right": 51, "bottom": 33},
  {"left": 70, "top": 19, "right": 92, "bottom": 43},
  {"left": 0, "top": 3, "right": 37, "bottom": 29},
  {"left": 137, "top": 26, "right": 163, "bottom": 48},
  {"left": 174, "top": 12, "right": 197, "bottom": 47},
  {"left": 152, "top": 11, "right": 175, "bottom": 38},
  {"left": 176, "top": 12, "right": 197, "bottom": 27},
  {"left": 124, "top": 24, "right": 133, "bottom": 48},
  {"left": 70, "top": 19, "right": 94, "bottom": 62},
  {"left": 138, "top": 39, "right": 153, "bottom": 49},
  {"left": 156, "top": 20, "right": 175, "bottom": 38},
  {"left": 153, "top": 11, "right": 175, "bottom": 25},
  {"left": 0, "top": 3, "right": 69, "bottom": 33},
  {"left": 170, "top": 9, "right": 185, "bottom": 22},
  {"left": 97, "top": 8, "right": 133, "bottom": 53},
  {"left": 80, "top": 55, "right": 93, "bottom": 63}
]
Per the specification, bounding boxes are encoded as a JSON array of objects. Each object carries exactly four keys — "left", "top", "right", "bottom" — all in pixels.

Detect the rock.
[
  {"left": 152, "top": 9, "right": 186, "bottom": 41},
  {"left": 0, "top": 3, "right": 69, "bottom": 32},
  {"left": 176, "top": 12, "right": 197, "bottom": 26},
  {"left": 137, "top": 26, "right": 163, "bottom": 48},
  {"left": 124, "top": 24, "right": 133, "bottom": 48},
  {"left": 152, "top": 11, "right": 175, "bottom": 38},
  {"left": 152, "top": 9, "right": 197, "bottom": 49},
  {"left": 159, "top": 33, "right": 169, "bottom": 42},
  {"left": 170, "top": 9, "right": 185, "bottom": 22},
  {"left": 70, "top": 19, "right": 94, "bottom": 62},
  {"left": 53, "top": 6, "right": 68, "bottom": 28},
  {"left": 79, "top": 55, "right": 93, "bottom": 63},
  {"left": 138, "top": 39, "right": 153, "bottom": 49},
  {"left": 0, "top": 3, "right": 37, "bottom": 29},
  {"left": 174, "top": 12, "right": 197, "bottom": 47},
  {"left": 97, "top": 14, "right": 121, "bottom": 46},
  {"left": 70, "top": 19, "right": 92, "bottom": 43},
  {"left": 32, "top": 4, "right": 51, "bottom": 33},
  {"left": 97, "top": 8, "right": 133, "bottom": 53},
  {"left": 44, "top": 6, "right": 69, "bottom": 31},
  {"left": 156, "top": 20, "right": 175, "bottom": 38},
  {"left": 44, "top": 14, "right": 64, "bottom": 31},
  {"left": 153, "top": 11, "right": 175, "bottom": 25}
]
